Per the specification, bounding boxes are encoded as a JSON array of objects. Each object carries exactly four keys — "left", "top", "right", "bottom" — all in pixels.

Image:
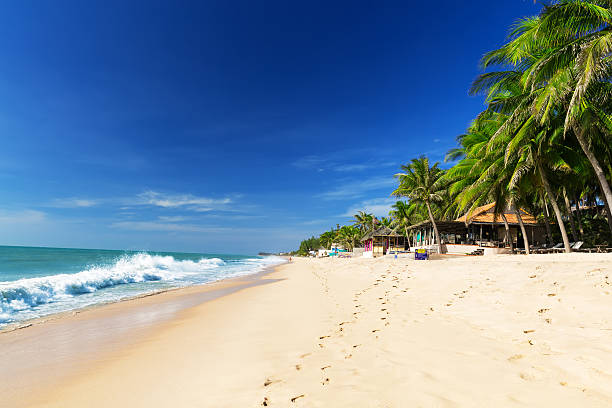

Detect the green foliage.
[
  {"left": 297, "top": 236, "right": 320, "bottom": 256},
  {"left": 295, "top": 1, "right": 612, "bottom": 253}
]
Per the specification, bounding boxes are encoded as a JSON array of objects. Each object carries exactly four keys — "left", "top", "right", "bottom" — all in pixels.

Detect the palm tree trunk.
[
  {"left": 538, "top": 163, "right": 571, "bottom": 253},
  {"left": 574, "top": 195, "right": 584, "bottom": 239},
  {"left": 425, "top": 202, "right": 444, "bottom": 254},
  {"left": 601, "top": 193, "right": 612, "bottom": 234},
  {"left": 573, "top": 128, "right": 612, "bottom": 234},
  {"left": 515, "top": 209, "right": 530, "bottom": 254},
  {"left": 563, "top": 188, "right": 578, "bottom": 242},
  {"left": 500, "top": 213, "right": 514, "bottom": 254},
  {"left": 542, "top": 198, "right": 553, "bottom": 245}
]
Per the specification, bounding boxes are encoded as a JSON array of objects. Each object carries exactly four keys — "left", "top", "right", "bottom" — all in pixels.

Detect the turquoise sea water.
[{"left": 0, "top": 246, "right": 283, "bottom": 327}]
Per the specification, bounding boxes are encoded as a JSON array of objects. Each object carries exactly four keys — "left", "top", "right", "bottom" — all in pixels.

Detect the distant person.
[{"left": 289, "top": 256, "right": 292, "bottom": 262}]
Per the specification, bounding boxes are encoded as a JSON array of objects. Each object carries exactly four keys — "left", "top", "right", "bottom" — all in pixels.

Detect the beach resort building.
[
  {"left": 408, "top": 203, "right": 546, "bottom": 255},
  {"left": 361, "top": 226, "right": 408, "bottom": 258}
]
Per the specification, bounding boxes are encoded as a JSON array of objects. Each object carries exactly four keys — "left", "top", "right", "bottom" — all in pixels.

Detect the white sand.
[{"left": 14, "top": 253, "right": 612, "bottom": 407}]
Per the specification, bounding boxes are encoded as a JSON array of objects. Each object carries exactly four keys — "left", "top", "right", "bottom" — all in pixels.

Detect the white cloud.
[
  {"left": 136, "top": 191, "right": 232, "bottom": 212},
  {"left": 318, "top": 177, "right": 397, "bottom": 200},
  {"left": 292, "top": 155, "right": 325, "bottom": 170},
  {"left": 0, "top": 209, "right": 46, "bottom": 223},
  {"left": 49, "top": 198, "right": 98, "bottom": 208},
  {"left": 333, "top": 161, "right": 397, "bottom": 173},
  {"left": 332, "top": 164, "right": 371, "bottom": 172},
  {"left": 157, "top": 215, "right": 187, "bottom": 222},
  {"left": 293, "top": 153, "right": 397, "bottom": 174},
  {"left": 111, "top": 221, "right": 230, "bottom": 233},
  {"left": 343, "top": 197, "right": 398, "bottom": 218}
]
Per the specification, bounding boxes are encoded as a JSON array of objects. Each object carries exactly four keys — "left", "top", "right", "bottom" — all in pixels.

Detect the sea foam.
[{"left": 0, "top": 253, "right": 225, "bottom": 322}]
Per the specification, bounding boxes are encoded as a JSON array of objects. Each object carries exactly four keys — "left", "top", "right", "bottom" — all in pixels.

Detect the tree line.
[{"left": 296, "top": 1, "right": 611, "bottom": 256}]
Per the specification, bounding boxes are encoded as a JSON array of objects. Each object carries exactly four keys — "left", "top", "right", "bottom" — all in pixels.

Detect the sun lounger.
[{"left": 571, "top": 241, "right": 583, "bottom": 250}]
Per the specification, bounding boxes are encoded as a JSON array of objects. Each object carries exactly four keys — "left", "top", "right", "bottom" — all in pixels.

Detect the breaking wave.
[{"left": 0, "top": 253, "right": 226, "bottom": 321}]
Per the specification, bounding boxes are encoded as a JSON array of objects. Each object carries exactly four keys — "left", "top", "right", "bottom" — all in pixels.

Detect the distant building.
[
  {"left": 408, "top": 202, "right": 546, "bottom": 255},
  {"left": 360, "top": 226, "right": 408, "bottom": 258}
]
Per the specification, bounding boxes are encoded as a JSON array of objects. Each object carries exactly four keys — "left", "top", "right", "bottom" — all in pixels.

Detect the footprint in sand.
[
  {"left": 290, "top": 395, "right": 305, "bottom": 403},
  {"left": 295, "top": 364, "right": 301, "bottom": 370},
  {"left": 264, "top": 378, "right": 281, "bottom": 387},
  {"left": 321, "top": 365, "right": 331, "bottom": 370},
  {"left": 507, "top": 354, "right": 524, "bottom": 362},
  {"left": 262, "top": 397, "right": 270, "bottom": 406},
  {"left": 321, "top": 378, "right": 330, "bottom": 385}
]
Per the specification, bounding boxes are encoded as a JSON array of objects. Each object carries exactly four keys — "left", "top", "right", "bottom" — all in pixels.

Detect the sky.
[{"left": 0, "top": 0, "right": 541, "bottom": 255}]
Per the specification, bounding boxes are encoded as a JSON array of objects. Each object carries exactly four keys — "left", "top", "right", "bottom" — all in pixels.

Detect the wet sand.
[
  {"left": 0, "top": 270, "right": 282, "bottom": 406},
  {"left": 6, "top": 254, "right": 612, "bottom": 407}
]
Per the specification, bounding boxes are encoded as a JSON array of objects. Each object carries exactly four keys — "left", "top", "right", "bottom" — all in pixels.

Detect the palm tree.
[
  {"left": 353, "top": 211, "right": 375, "bottom": 233},
  {"left": 319, "top": 230, "right": 336, "bottom": 250},
  {"left": 390, "top": 201, "right": 414, "bottom": 239},
  {"left": 336, "top": 225, "right": 361, "bottom": 251},
  {"left": 475, "top": 0, "right": 612, "bottom": 234},
  {"left": 444, "top": 113, "right": 520, "bottom": 252},
  {"left": 379, "top": 217, "right": 393, "bottom": 228},
  {"left": 392, "top": 157, "right": 447, "bottom": 253}
]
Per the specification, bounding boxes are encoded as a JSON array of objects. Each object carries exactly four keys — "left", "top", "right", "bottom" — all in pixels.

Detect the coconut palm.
[
  {"left": 475, "top": 0, "right": 612, "bottom": 233},
  {"left": 352, "top": 211, "right": 375, "bottom": 233},
  {"left": 379, "top": 217, "right": 394, "bottom": 228},
  {"left": 319, "top": 230, "right": 336, "bottom": 250},
  {"left": 390, "top": 201, "right": 415, "bottom": 238},
  {"left": 336, "top": 225, "right": 361, "bottom": 251},
  {"left": 392, "top": 157, "right": 447, "bottom": 252}
]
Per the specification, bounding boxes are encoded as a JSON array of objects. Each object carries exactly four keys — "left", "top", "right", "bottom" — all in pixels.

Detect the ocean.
[{"left": 0, "top": 245, "right": 284, "bottom": 328}]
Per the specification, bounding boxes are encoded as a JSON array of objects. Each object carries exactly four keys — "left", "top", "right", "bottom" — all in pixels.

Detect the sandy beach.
[{"left": 5, "top": 253, "right": 612, "bottom": 407}]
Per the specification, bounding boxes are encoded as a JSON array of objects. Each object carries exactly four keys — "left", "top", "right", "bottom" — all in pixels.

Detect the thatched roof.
[
  {"left": 406, "top": 202, "right": 541, "bottom": 231},
  {"left": 455, "top": 202, "right": 539, "bottom": 225},
  {"left": 360, "top": 226, "right": 403, "bottom": 242}
]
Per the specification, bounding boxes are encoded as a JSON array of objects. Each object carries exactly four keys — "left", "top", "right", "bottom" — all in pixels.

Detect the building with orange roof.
[{"left": 407, "top": 202, "right": 546, "bottom": 255}]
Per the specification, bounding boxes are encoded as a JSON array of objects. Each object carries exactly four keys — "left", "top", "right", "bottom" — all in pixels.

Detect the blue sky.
[{"left": 0, "top": 1, "right": 539, "bottom": 254}]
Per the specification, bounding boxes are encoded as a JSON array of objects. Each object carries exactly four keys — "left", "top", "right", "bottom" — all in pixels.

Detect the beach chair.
[
  {"left": 549, "top": 243, "right": 564, "bottom": 253},
  {"left": 571, "top": 241, "right": 584, "bottom": 251}
]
